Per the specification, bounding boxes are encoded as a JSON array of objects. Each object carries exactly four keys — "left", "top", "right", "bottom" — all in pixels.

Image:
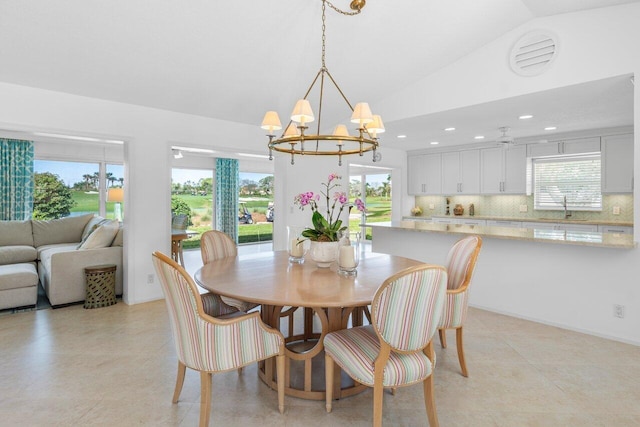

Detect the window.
[
  {"left": 533, "top": 154, "right": 602, "bottom": 211},
  {"left": 34, "top": 159, "right": 125, "bottom": 219}
]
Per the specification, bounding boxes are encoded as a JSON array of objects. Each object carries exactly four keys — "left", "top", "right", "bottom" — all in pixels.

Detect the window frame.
[{"left": 532, "top": 153, "right": 602, "bottom": 212}]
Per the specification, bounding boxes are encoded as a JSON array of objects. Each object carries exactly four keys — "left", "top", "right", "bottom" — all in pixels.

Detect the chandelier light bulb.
[
  {"left": 261, "top": 111, "right": 282, "bottom": 134},
  {"left": 350, "top": 102, "right": 374, "bottom": 127},
  {"left": 291, "top": 99, "right": 314, "bottom": 126},
  {"left": 366, "top": 114, "right": 385, "bottom": 138},
  {"left": 283, "top": 123, "right": 300, "bottom": 137},
  {"left": 333, "top": 124, "right": 350, "bottom": 145}
]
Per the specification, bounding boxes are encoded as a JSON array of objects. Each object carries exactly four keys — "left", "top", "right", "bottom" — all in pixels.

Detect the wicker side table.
[{"left": 84, "top": 264, "right": 117, "bottom": 309}]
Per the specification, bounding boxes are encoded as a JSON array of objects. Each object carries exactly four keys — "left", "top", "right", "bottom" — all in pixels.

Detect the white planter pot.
[{"left": 308, "top": 241, "right": 339, "bottom": 268}]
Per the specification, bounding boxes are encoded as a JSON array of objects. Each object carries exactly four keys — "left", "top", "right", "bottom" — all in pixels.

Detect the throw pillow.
[
  {"left": 78, "top": 220, "right": 120, "bottom": 250},
  {"left": 80, "top": 216, "right": 109, "bottom": 242}
]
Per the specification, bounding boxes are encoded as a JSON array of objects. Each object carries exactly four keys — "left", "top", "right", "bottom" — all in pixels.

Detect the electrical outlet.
[
  {"left": 613, "top": 304, "right": 625, "bottom": 318},
  {"left": 613, "top": 206, "right": 621, "bottom": 215},
  {"left": 519, "top": 205, "right": 528, "bottom": 213},
  {"left": 147, "top": 274, "right": 154, "bottom": 284},
  {"left": 429, "top": 204, "right": 435, "bottom": 210}
]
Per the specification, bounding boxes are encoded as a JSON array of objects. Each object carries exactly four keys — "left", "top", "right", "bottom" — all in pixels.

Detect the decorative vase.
[
  {"left": 308, "top": 241, "right": 339, "bottom": 268},
  {"left": 453, "top": 204, "right": 464, "bottom": 216},
  {"left": 337, "top": 231, "right": 360, "bottom": 276},
  {"left": 287, "top": 226, "right": 308, "bottom": 264}
]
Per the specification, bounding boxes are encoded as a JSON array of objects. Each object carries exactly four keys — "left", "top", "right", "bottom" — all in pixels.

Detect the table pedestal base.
[{"left": 259, "top": 304, "right": 370, "bottom": 400}]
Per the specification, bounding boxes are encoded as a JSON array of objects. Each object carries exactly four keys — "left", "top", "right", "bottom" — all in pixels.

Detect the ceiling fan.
[
  {"left": 495, "top": 126, "right": 548, "bottom": 147},
  {"left": 495, "top": 126, "right": 514, "bottom": 145}
]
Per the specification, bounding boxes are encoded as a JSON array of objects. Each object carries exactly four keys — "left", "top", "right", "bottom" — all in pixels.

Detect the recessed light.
[
  {"left": 397, "top": 135, "right": 407, "bottom": 139},
  {"left": 519, "top": 114, "right": 533, "bottom": 119},
  {"left": 544, "top": 126, "right": 557, "bottom": 131},
  {"left": 474, "top": 135, "right": 485, "bottom": 140},
  {"left": 444, "top": 127, "right": 456, "bottom": 131},
  {"left": 430, "top": 141, "right": 439, "bottom": 145}
]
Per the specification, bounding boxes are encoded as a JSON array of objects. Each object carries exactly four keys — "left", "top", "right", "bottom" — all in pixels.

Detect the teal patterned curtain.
[
  {"left": 0, "top": 139, "right": 34, "bottom": 220},
  {"left": 215, "top": 158, "right": 239, "bottom": 243}
]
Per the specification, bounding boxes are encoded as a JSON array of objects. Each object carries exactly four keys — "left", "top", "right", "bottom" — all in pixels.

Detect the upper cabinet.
[
  {"left": 527, "top": 137, "right": 600, "bottom": 157},
  {"left": 602, "top": 133, "right": 634, "bottom": 193},
  {"left": 441, "top": 150, "right": 480, "bottom": 194},
  {"left": 408, "top": 153, "right": 442, "bottom": 195},
  {"left": 480, "top": 145, "right": 527, "bottom": 194}
]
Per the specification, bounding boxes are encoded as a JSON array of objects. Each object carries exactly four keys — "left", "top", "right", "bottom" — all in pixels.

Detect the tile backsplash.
[{"left": 414, "top": 194, "right": 633, "bottom": 223}]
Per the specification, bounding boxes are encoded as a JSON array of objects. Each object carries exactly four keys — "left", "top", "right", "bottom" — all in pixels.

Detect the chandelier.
[{"left": 261, "top": 0, "right": 384, "bottom": 166}]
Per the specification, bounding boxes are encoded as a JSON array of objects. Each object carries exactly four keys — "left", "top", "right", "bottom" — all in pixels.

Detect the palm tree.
[
  {"left": 106, "top": 172, "right": 115, "bottom": 188},
  {"left": 82, "top": 174, "right": 92, "bottom": 191}
]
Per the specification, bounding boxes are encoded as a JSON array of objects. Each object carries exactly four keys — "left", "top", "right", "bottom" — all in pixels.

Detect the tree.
[
  {"left": 171, "top": 196, "right": 192, "bottom": 226},
  {"left": 258, "top": 175, "right": 274, "bottom": 195},
  {"left": 33, "top": 172, "right": 76, "bottom": 220}
]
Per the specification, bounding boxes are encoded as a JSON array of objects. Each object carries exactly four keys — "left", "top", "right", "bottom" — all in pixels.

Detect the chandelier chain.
[
  {"left": 321, "top": 0, "right": 326, "bottom": 68},
  {"left": 325, "top": 0, "right": 362, "bottom": 16}
]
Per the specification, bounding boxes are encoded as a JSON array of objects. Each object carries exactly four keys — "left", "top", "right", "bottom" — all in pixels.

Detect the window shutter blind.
[{"left": 533, "top": 154, "right": 602, "bottom": 211}]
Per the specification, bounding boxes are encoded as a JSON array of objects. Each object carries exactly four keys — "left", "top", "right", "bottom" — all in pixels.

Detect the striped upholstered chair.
[
  {"left": 437, "top": 235, "right": 482, "bottom": 377},
  {"left": 200, "top": 230, "right": 259, "bottom": 312},
  {"left": 152, "top": 251, "right": 285, "bottom": 426},
  {"left": 324, "top": 264, "right": 448, "bottom": 427}
]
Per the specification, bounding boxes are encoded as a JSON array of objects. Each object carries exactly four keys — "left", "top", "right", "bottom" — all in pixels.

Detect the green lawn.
[{"left": 70, "top": 190, "right": 118, "bottom": 217}]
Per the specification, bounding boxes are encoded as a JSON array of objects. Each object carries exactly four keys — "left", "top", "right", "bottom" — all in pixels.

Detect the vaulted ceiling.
[{"left": 0, "top": 0, "right": 637, "bottom": 152}]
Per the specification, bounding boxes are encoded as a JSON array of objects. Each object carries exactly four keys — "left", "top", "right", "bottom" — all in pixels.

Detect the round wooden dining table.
[{"left": 194, "top": 250, "right": 425, "bottom": 401}]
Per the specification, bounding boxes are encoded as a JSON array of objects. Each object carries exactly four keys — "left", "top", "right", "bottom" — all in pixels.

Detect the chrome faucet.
[{"left": 563, "top": 195, "right": 572, "bottom": 219}]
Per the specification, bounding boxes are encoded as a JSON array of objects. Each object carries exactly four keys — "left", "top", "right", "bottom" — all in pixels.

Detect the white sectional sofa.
[{"left": 0, "top": 214, "right": 123, "bottom": 310}]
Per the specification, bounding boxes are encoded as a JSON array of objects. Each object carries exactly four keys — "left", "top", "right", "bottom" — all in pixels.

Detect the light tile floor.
[{"left": 1, "top": 245, "right": 639, "bottom": 426}]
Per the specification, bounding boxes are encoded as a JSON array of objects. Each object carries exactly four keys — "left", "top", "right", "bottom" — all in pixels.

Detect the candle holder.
[
  {"left": 287, "top": 226, "right": 308, "bottom": 264},
  {"left": 337, "top": 231, "right": 360, "bottom": 276}
]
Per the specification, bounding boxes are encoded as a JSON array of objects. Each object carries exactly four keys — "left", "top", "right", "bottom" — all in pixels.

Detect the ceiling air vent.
[{"left": 509, "top": 30, "right": 558, "bottom": 77}]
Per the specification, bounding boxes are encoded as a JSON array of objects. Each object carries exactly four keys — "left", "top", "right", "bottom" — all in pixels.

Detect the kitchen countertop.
[
  {"left": 402, "top": 215, "right": 633, "bottom": 227},
  {"left": 369, "top": 221, "right": 636, "bottom": 249}
]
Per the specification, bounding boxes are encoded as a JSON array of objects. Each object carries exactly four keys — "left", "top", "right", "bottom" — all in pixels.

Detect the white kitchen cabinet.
[
  {"left": 486, "top": 220, "right": 522, "bottom": 228},
  {"left": 441, "top": 150, "right": 480, "bottom": 194},
  {"left": 602, "top": 133, "right": 633, "bottom": 193},
  {"left": 408, "top": 153, "right": 442, "bottom": 195},
  {"left": 527, "top": 137, "right": 600, "bottom": 157},
  {"left": 598, "top": 225, "right": 633, "bottom": 234},
  {"left": 480, "top": 145, "right": 526, "bottom": 194}
]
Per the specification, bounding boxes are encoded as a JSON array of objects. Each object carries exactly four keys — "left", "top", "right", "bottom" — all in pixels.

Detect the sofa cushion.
[
  {"left": 32, "top": 214, "right": 94, "bottom": 248},
  {"left": 112, "top": 227, "right": 123, "bottom": 247},
  {"left": 39, "top": 244, "right": 79, "bottom": 275},
  {"left": 78, "top": 221, "right": 119, "bottom": 250},
  {"left": 0, "top": 246, "right": 38, "bottom": 266},
  {"left": 0, "top": 263, "right": 39, "bottom": 292},
  {"left": 0, "top": 220, "right": 34, "bottom": 247}
]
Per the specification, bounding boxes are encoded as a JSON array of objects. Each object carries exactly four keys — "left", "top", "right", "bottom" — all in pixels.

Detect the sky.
[{"left": 34, "top": 160, "right": 124, "bottom": 187}]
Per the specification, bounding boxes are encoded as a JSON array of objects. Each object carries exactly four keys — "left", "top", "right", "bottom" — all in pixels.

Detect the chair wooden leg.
[
  {"left": 456, "top": 327, "right": 468, "bottom": 377},
  {"left": 237, "top": 367, "right": 243, "bottom": 375},
  {"left": 373, "top": 382, "right": 384, "bottom": 427},
  {"left": 325, "top": 354, "right": 334, "bottom": 413},
  {"left": 172, "top": 361, "right": 186, "bottom": 403},
  {"left": 199, "top": 371, "right": 212, "bottom": 427},
  {"left": 423, "top": 373, "right": 439, "bottom": 427},
  {"left": 276, "top": 355, "right": 285, "bottom": 414},
  {"left": 438, "top": 328, "right": 447, "bottom": 348}
]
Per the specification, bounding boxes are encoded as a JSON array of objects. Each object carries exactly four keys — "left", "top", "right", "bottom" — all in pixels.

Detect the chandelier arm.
[
  {"left": 315, "top": 70, "right": 326, "bottom": 152},
  {"left": 323, "top": 68, "right": 355, "bottom": 112}
]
